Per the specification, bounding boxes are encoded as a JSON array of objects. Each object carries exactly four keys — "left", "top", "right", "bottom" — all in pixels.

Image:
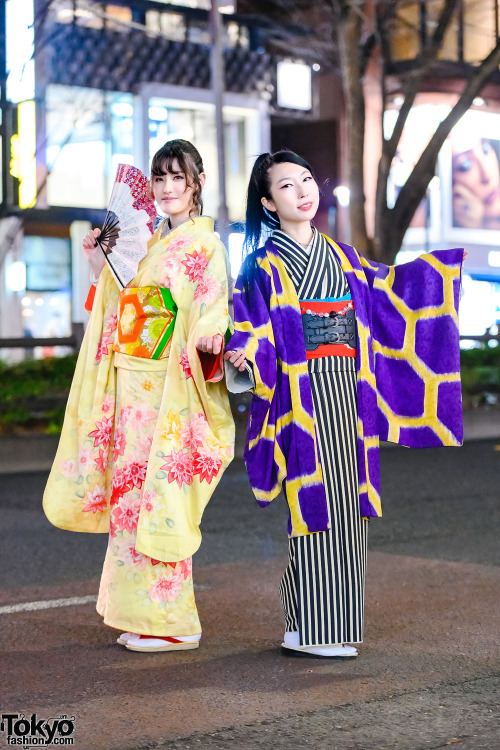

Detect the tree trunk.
[{"left": 336, "top": 5, "right": 371, "bottom": 255}]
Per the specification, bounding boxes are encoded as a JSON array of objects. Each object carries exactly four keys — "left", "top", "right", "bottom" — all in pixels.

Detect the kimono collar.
[
  {"left": 272, "top": 227, "right": 318, "bottom": 257},
  {"left": 148, "top": 215, "right": 215, "bottom": 249}
]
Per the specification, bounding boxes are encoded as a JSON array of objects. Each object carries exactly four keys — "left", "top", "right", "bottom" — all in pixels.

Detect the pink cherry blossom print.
[
  {"left": 180, "top": 348, "right": 192, "bottom": 379},
  {"left": 129, "top": 406, "right": 156, "bottom": 432},
  {"left": 161, "top": 449, "right": 194, "bottom": 487},
  {"left": 109, "top": 515, "right": 118, "bottom": 538},
  {"left": 117, "top": 405, "right": 133, "bottom": 430},
  {"left": 110, "top": 467, "right": 132, "bottom": 506},
  {"left": 83, "top": 485, "right": 107, "bottom": 514},
  {"left": 194, "top": 276, "right": 221, "bottom": 305},
  {"left": 95, "top": 324, "right": 115, "bottom": 362},
  {"left": 136, "top": 434, "right": 153, "bottom": 460},
  {"left": 167, "top": 234, "right": 193, "bottom": 253},
  {"left": 60, "top": 459, "right": 76, "bottom": 478},
  {"left": 193, "top": 444, "right": 223, "bottom": 483},
  {"left": 78, "top": 447, "right": 94, "bottom": 472},
  {"left": 101, "top": 393, "right": 114, "bottom": 414},
  {"left": 123, "top": 460, "right": 147, "bottom": 490},
  {"left": 112, "top": 429, "right": 127, "bottom": 462},
  {"left": 140, "top": 488, "right": 159, "bottom": 519},
  {"left": 94, "top": 449, "right": 108, "bottom": 474},
  {"left": 159, "top": 254, "right": 183, "bottom": 291},
  {"left": 181, "top": 412, "right": 209, "bottom": 450},
  {"left": 148, "top": 568, "right": 184, "bottom": 603},
  {"left": 177, "top": 557, "right": 192, "bottom": 580},
  {"left": 182, "top": 248, "right": 210, "bottom": 282},
  {"left": 113, "top": 495, "right": 140, "bottom": 534},
  {"left": 88, "top": 416, "right": 114, "bottom": 449},
  {"left": 117, "top": 539, "right": 149, "bottom": 569},
  {"left": 96, "top": 336, "right": 111, "bottom": 363},
  {"left": 104, "top": 309, "right": 118, "bottom": 332}
]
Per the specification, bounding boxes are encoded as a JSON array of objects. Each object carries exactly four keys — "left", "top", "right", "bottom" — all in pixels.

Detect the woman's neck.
[
  {"left": 279, "top": 220, "right": 314, "bottom": 248},
  {"left": 169, "top": 211, "right": 192, "bottom": 230}
]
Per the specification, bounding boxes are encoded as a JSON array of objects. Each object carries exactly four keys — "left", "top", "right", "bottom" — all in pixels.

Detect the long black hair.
[
  {"left": 151, "top": 139, "right": 204, "bottom": 218},
  {"left": 244, "top": 150, "right": 315, "bottom": 254}
]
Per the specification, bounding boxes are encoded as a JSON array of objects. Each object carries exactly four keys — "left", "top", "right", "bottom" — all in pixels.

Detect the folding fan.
[{"left": 95, "top": 164, "right": 157, "bottom": 288}]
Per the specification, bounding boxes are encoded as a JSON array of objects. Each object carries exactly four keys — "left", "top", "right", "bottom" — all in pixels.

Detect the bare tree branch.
[
  {"left": 392, "top": 40, "right": 500, "bottom": 246},
  {"left": 384, "top": 0, "right": 460, "bottom": 163}
]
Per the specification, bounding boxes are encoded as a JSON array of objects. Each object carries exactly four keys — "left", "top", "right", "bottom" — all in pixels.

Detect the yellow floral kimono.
[{"left": 43, "top": 216, "right": 235, "bottom": 636}]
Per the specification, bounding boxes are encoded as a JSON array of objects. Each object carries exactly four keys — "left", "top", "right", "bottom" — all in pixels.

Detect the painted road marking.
[
  {"left": 0, "top": 583, "right": 212, "bottom": 615},
  {"left": 0, "top": 595, "right": 98, "bottom": 614}
]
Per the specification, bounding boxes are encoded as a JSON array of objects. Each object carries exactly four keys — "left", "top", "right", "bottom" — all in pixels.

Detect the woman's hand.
[
  {"left": 223, "top": 348, "right": 247, "bottom": 372},
  {"left": 82, "top": 228, "right": 101, "bottom": 257},
  {"left": 82, "top": 228, "right": 106, "bottom": 279},
  {"left": 196, "top": 334, "right": 224, "bottom": 355}
]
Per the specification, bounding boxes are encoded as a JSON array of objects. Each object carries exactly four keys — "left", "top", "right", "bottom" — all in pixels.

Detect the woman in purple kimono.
[{"left": 225, "top": 150, "right": 464, "bottom": 659}]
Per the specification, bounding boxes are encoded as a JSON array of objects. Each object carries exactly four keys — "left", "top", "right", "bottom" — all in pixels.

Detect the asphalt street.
[{"left": 1, "top": 439, "right": 499, "bottom": 749}]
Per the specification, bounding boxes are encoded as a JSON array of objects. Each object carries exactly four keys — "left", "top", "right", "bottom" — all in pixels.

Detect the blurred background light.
[
  {"left": 6, "top": 0, "right": 35, "bottom": 102},
  {"left": 228, "top": 232, "right": 244, "bottom": 279},
  {"left": 277, "top": 61, "right": 312, "bottom": 111},
  {"left": 333, "top": 185, "right": 350, "bottom": 207},
  {"left": 488, "top": 251, "right": 500, "bottom": 268},
  {"left": 6, "top": 262, "right": 27, "bottom": 293}
]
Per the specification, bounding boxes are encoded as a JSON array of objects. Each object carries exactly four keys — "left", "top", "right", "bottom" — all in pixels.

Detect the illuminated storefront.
[{"left": 385, "top": 103, "right": 500, "bottom": 341}]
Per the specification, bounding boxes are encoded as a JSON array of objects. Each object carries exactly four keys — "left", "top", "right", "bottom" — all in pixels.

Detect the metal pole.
[
  {"left": 0, "top": 0, "right": 9, "bottom": 212},
  {"left": 209, "top": 0, "right": 230, "bottom": 245}
]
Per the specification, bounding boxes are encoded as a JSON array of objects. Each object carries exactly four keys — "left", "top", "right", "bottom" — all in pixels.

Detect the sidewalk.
[{"left": 0, "top": 406, "right": 497, "bottom": 475}]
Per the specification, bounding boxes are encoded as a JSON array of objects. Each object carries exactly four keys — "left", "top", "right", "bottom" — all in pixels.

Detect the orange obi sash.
[{"left": 113, "top": 286, "right": 177, "bottom": 360}]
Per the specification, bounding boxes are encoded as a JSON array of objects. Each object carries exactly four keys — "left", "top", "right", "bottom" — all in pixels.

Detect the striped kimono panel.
[{"left": 272, "top": 229, "right": 368, "bottom": 647}]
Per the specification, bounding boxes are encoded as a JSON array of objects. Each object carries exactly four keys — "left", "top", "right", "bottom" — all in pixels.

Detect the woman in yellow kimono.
[{"left": 43, "top": 140, "right": 234, "bottom": 652}]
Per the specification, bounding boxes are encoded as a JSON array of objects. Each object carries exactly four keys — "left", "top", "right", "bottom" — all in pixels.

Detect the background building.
[
  {"left": 1, "top": 0, "right": 333, "bottom": 355},
  {"left": 365, "top": 0, "right": 500, "bottom": 341},
  {"left": 1, "top": 0, "right": 499, "bottom": 355}
]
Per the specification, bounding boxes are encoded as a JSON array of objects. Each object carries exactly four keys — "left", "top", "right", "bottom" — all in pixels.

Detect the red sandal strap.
[{"left": 138, "top": 635, "right": 184, "bottom": 643}]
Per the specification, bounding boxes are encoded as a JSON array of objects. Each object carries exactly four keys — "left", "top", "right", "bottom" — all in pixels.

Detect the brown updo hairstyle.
[{"left": 150, "top": 139, "right": 204, "bottom": 218}]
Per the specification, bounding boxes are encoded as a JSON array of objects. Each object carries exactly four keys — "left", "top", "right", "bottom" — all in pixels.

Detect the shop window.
[
  {"left": 153, "top": 0, "right": 211, "bottom": 9},
  {"left": 390, "top": 0, "right": 496, "bottom": 64},
  {"left": 146, "top": 10, "right": 187, "bottom": 41},
  {"left": 49, "top": 1, "right": 132, "bottom": 31},
  {"left": 148, "top": 98, "right": 258, "bottom": 223},
  {"left": 45, "top": 85, "right": 133, "bottom": 209},
  {"left": 20, "top": 236, "right": 72, "bottom": 346}
]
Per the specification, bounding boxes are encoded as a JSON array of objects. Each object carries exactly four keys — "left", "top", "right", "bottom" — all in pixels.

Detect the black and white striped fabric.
[{"left": 273, "top": 228, "right": 368, "bottom": 646}]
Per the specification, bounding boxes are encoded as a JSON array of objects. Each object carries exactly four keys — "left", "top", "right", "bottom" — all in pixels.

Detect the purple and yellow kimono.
[{"left": 229, "top": 235, "right": 464, "bottom": 534}]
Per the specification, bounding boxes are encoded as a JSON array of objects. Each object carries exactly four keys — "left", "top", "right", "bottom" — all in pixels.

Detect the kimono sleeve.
[
  {"left": 187, "top": 236, "right": 232, "bottom": 382},
  {"left": 365, "top": 248, "right": 465, "bottom": 447},
  {"left": 228, "top": 258, "right": 283, "bottom": 505},
  {"left": 228, "top": 256, "right": 277, "bottom": 393}
]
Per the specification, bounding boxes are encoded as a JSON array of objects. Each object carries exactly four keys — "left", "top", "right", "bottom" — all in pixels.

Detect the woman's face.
[
  {"left": 452, "top": 138, "right": 500, "bottom": 218},
  {"left": 152, "top": 158, "right": 205, "bottom": 222},
  {"left": 262, "top": 161, "right": 319, "bottom": 226}
]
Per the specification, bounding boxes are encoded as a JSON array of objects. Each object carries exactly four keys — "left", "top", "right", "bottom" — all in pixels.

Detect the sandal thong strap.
[{"left": 138, "top": 635, "right": 184, "bottom": 643}]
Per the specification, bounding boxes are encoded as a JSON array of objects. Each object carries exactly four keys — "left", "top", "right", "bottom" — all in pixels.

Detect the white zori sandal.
[
  {"left": 118, "top": 633, "right": 201, "bottom": 652},
  {"left": 281, "top": 631, "right": 358, "bottom": 659}
]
